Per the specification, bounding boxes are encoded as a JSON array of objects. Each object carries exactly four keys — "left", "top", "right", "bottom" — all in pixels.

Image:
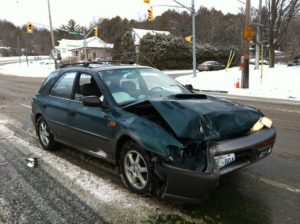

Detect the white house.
[{"left": 57, "top": 36, "right": 113, "bottom": 61}]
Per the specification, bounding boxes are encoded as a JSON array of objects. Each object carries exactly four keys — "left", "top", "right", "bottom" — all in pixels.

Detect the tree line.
[
  {"left": 0, "top": 20, "right": 51, "bottom": 56},
  {"left": 0, "top": 1, "right": 299, "bottom": 67}
]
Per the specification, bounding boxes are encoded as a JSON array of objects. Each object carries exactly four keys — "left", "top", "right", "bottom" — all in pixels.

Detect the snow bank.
[{"left": 176, "top": 64, "right": 300, "bottom": 101}]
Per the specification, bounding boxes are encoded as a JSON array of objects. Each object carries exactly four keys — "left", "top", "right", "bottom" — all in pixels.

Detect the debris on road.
[{"left": 26, "top": 157, "right": 37, "bottom": 168}]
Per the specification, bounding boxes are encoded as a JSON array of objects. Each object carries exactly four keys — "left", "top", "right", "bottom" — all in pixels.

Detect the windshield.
[{"left": 99, "top": 68, "right": 189, "bottom": 105}]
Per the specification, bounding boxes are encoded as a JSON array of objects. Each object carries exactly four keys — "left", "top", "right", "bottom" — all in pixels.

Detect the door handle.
[{"left": 69, "top": 110, "right": 76, "bottom": 116}]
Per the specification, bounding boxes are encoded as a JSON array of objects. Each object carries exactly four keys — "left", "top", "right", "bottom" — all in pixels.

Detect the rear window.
[
  {"left": 49, "top": 72, "right": 76, "bottom": 99},
  {"left": 39, "top": 71, "right": 60, "bottom": 93}
]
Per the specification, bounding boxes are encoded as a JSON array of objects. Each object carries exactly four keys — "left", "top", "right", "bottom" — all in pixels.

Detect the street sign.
[
  {"left": 69, "top": 31, "right": 81, "bottom": 35},
  {"left": 244, "top": 27, "right": 255, "bottom": 42}
]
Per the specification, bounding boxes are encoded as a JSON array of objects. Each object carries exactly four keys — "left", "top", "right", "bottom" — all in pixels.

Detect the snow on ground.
[
  {"left": 175, "top": 64, "right": 300, "bottom": 101},
  {"left": 162, "top": 69, "right": 193, "bottom": 75},
  {"left": 0, "top": 55, "right": 50, "bottom": 62},
  {"left": 0, "top": 57, "right": 55, "bottom": 77}
]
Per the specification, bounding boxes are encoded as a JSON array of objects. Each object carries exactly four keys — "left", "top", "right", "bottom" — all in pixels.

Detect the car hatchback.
[{"left": 31, "top": 63, "right": 276, "bottom": 202}]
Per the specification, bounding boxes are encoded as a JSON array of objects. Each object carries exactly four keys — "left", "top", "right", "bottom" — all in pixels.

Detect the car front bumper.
[
  {"left": 161, "top": 127, "right": 276, "bottom": 203},
  {"left": 162, "top": 162, "right": 219, "bottom": 203},
  {"left": 213, "top": 127, "right": 276, "bottom": 175}
]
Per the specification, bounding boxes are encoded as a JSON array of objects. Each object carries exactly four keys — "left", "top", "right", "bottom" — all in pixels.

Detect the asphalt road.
[
  {"left": 0, "top": 73, "right": 299, "bottom": 224},
  {"left": 0, "top": 140, "right": 107, "bottom": 224}
]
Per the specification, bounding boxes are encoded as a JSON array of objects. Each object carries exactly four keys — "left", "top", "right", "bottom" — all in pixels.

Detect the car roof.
[
  {"left": 203, "top": 61, "right": 218, "bottom": 64},
  {"left": 56, "top": 64, "right": 152, "bottom": 73}
]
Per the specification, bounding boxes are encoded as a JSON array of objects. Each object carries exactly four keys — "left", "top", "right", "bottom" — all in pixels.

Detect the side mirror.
[
  {"left": 184, "top": 84, "right": 193, "bottom": 92},
  {"left": 83, "top": 96, "right": 102, "bottom": 107}
]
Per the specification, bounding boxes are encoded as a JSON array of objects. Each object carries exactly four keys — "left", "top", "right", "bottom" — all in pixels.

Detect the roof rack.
[{"left": 59, "top": 60, "right": 136, "bottom": 68}]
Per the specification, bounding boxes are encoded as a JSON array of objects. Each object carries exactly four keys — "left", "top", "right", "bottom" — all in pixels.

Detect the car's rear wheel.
[
  {"left": 120, "top": 141, "right": 155, "bottom": 196},
  {"left": 37, "top": 116, "right": 57, "bottom": 150}
]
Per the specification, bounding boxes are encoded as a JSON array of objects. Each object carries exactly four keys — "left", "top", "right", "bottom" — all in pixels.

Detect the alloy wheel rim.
[
  {"left": 124, "top": 150, "right": 148, "bottom": 190},
  {"left": 39, "top": 121, "right": 50, "bottom": 146}
]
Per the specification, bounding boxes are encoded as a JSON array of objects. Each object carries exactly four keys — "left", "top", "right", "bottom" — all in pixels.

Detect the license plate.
[{"left": 214, "top": 153, "right": 235, "bottom": 168}]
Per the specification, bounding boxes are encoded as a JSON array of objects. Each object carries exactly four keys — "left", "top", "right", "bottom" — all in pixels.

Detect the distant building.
[
  {"left": 131, "top": 28, "right": 170, "bottom": 54},
  {"left": 56, "top": 36, "right": 113, "bottom": 61}
]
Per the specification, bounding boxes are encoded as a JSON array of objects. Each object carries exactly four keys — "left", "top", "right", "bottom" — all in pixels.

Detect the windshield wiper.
[{"left": 119, "top": 100, "right": 138, "bottom": 107}]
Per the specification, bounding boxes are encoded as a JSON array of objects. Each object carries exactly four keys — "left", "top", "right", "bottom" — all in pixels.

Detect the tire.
[
  {"left": 37, "top": 116, "right": 57, "bottom": 150},
  {"left": 120, "top": 140, "right": 155, "bottom": 196}
]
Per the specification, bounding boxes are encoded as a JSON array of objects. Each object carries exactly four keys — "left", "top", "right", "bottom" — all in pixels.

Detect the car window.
[
  {"left": 74, "top": 73, "right": 102, "bottom": 101},
  {"left": 50, "top": 72, "right": 76, "bottom": 99},
  {"left": 39, "top": 70, "right": 60, "bottom": 93}
]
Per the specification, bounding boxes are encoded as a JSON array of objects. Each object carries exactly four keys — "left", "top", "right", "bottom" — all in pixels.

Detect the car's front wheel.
[
  {"left": 37, "top": 116, "right": 57, "bottom": 150},
  {"left": 120, "top": 141, "right": 155, "bottom": 196}
]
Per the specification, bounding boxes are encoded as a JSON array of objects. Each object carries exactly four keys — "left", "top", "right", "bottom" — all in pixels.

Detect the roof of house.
[
  {"left": 132, "top": 28, "right": 170, "bottom": 45},
  {"left": 57, "top": 36, "right": 113, "bottom": 50}
]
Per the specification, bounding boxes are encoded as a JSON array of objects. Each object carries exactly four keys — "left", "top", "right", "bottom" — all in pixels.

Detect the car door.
[
  {"left": 43, "top": 71, "right": 77, "bottom": 141},
  {"left": 67, "top": 72, "right": 113, "bottom": 160}
]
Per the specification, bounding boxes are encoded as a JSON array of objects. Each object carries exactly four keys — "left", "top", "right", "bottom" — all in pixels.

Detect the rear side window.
[
  {"left": 50, "top": 72, "right": 76, "bottom": 99},
  {"left": 74, "top": 73, "right": 102, "bottom": 101}
]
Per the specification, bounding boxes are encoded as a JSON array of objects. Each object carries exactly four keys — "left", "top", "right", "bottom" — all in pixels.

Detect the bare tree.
[
  {"left": 266, "top": 0, "right": 300, "bottom": 67},
  {"left": 281, "top": 16, "right": 300, "bottom": 61}
]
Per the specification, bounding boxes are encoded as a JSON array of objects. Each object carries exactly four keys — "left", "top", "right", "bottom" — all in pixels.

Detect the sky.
[{"left": 0, "top": 0, "right": 259, "bottom": 28}]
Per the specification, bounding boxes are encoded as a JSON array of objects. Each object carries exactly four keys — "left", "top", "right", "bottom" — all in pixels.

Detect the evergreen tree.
[{"left": 121, "top": 31, "right": 136, "bottom": 62}]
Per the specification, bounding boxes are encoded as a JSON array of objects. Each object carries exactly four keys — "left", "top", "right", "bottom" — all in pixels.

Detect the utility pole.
[
  {"left": 172, "top": 0, "right": 196, "bottom": 77},
  {"left": 82, "top": 28, "right": 95, "bottom": 62},
  {"left": 191, "top": 0, "right": 196, "bottom": 77},
  {"left": 255, "top": 0, "right": 262, "bottom": 70},
  {"left": 17, "top": 36, "right": 21, "bottom": 64},
  {"left": 47, "top": 0, "right": 57, "bottom": 69},
  {"left": 145, "top": 1, "right": 196, "bottom": 76},
  {"left": 84, "top": 29, "right": 87, "bottom": 62},
  {"left": 242, "top": 0, "right": 251, "bottom": 88}
]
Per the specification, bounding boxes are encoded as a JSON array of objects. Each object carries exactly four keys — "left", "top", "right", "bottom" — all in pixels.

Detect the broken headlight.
[
  {"left": 250, "top": 117, "right": 273, "bottom": 132},
  {"left": 168, "top": 143, "right": 199, "bottom": 160}
]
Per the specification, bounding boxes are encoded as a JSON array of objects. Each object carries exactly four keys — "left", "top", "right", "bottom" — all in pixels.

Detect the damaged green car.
[{"left": 31, "top": 63, "right": 276, "bottom": 202}]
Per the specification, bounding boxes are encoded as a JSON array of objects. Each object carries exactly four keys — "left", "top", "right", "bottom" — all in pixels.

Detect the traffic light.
[
  {"left": 144, "top": 0, "right": 150, "bottom": 3},
  {"left": 147, "top": 7, "right": 153, "bottom": 21},
  {"left": 185, "top": 36, "right": 192, "bottom": 43},
  {"left": 27, "top": 22, "right": 33, "bottom": 34},
  {"left": 94, "top": 26, "right": 99, "bottom": 37}
]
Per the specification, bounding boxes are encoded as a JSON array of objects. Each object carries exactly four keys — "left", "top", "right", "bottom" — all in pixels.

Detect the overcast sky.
[{"left": 0, "top": 0, "right": 259, "bottom": 28}]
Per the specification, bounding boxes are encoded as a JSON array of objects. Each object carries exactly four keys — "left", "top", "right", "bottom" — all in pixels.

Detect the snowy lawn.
[
  {"left": 0, "top": 58, "right": 55, "bottom": 77},
  {"left": 0, "top": 55, "right": 50, "bottom": 62},
  {"left": 175, "top": 64, "right": 300, "bottom": 101}
]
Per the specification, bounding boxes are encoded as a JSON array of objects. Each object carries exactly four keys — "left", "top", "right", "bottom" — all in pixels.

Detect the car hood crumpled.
[{"left": 148, "top": 95, "right": 262, "bottom": 141}]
